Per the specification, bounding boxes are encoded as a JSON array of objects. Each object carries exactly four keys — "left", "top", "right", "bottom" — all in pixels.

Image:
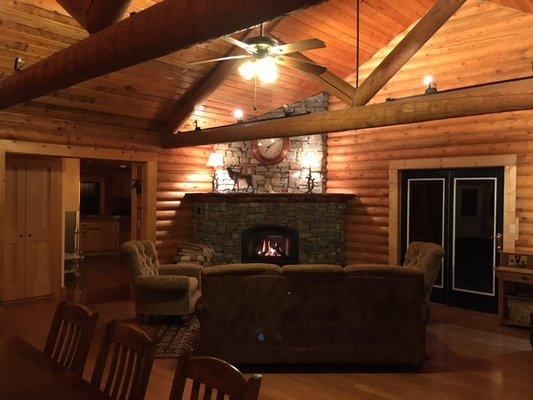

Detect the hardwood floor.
[{"left": 0, "top": 298, "right": 531, "bottom": 400}]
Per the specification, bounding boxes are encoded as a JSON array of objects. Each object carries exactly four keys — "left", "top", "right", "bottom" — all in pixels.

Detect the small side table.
[{"left": 495, "top": 267, "right": 533, "bottom": 326}]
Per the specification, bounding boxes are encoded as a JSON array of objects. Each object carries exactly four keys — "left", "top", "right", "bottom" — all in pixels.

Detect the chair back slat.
[
  {"left": 170, "top": 355, "right": 261, "bottom": 400},
  {"left": 119, "top": 349, "right": 137, "bottom": 400},
  {"left": 202, "top": 386, "right": 213, "bottom": 400},
  {"left": 44, "top": 301, "right": 99, "bottom": 375},
  {"left": 64, "top": 325, "right": 82, "bottom": 369},
  {"left": 104, "top": 343, "right": 122, "bottom": 395},
  {"left": 190, "top": 380, "right": 201, "bottom": 400},
  {"left": 92, "top": 320, "right": 156, "bottom": 400},
  {"left": 58, "top": 323, "right": 76, "bottom": 366}
]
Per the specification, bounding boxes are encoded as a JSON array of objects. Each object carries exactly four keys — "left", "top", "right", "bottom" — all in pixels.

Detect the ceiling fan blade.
[
  {"left": 270, "top": 38, "right": 326, "bottom": 55},
  {"left": 222, "top": 36, "right": 254, "bottom": 53},
  {"left": 187, "top": 55, "right": 252, "bottom": 66},
  {"left": 275, "top": 56, "right": 327, "bottom": 75}
]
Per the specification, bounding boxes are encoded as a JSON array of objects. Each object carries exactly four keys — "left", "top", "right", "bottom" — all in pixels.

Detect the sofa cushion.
[
  {"left": 202, "top": 263, "right": 280, "bottom": 276},
  {"left": 345, "top": 264, "right": 423, "bottom": 278},
  {"left": 281, "top": 264, "right": 345, "bottom": 276},
  {"left": 133, "top": 275, "right": 198, "bottom": 293}
]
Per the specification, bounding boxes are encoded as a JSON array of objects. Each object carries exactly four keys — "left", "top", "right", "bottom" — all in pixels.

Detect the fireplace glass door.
[{"left": 242, "top": 225, "right": 298, "bottom": 266}]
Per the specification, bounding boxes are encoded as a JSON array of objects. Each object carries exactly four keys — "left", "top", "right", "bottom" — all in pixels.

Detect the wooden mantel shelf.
[{"left": 182, "top": 193, "right": 355, "bottom": 203}]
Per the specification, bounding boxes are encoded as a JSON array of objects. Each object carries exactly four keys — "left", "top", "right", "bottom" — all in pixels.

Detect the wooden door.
[
  {"left": 3, "top": 158, "right": 27, "bottom": 301},
  {"left": 24, "top": 158, "right": 61, "bottom": 298}
]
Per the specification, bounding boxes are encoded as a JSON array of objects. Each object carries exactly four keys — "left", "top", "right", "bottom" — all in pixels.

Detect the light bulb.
[
  {"left": 238, "top": 60, "right": 256, "bottom": 81},
  {"left": 256, "top": 57, "right": 278, "bottom": 84},
  {"left": 233, "top": 108, "right": 244, "bottom": 120},
  {"left": 423, "top": 75, "right": 433, "bottom": 86},
  {"left": 302, "top": 152, "right": 321, "bottom": 169}
]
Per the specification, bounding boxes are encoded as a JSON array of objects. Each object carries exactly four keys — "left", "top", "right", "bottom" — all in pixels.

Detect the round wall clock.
[{"left": 251, "top": 138, "right": 290, "bottom": 166}]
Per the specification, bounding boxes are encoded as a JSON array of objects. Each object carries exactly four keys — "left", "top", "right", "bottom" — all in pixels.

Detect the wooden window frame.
[{"left": 388, "top": 155, "right": 517, "bottom": 265}]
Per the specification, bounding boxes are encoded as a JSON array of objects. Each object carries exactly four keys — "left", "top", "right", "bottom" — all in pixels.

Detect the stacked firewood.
[{"left": 175, "top": 241, "right": 214, "bottom": 267}]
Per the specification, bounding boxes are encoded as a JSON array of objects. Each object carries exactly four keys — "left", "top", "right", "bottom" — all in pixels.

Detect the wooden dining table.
[{"left": 0, "top": 336, "right": 110, "bottom": 400}]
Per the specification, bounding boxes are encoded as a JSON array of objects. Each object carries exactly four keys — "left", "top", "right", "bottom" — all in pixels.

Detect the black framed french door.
[{"left": 401, "top": 167, "right": 504, "bottom": 313}]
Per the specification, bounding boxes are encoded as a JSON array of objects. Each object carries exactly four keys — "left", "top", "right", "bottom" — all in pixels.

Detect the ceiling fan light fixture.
[
  {"left": 238, "top": 60, "right": 257, "bottom": 81},
  {"left": 256, "top": 56, "right": 278, "bottom": 83}
]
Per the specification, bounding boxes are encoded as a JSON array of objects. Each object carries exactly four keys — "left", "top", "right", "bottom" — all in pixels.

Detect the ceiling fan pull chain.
[
  {"left": 254, "top": 75, "right": 258, "bottom": 111},
  {"left": 355, "top": 0, "right": 360, "bottom": 91}
]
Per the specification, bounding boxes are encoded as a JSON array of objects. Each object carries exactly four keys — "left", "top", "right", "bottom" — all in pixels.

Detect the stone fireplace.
[
  {"left": 183, "top": 193, "right": 353, "bottom": 265},
  {"left": 241, "top": 224, "right": 299, "bottom": 266}
]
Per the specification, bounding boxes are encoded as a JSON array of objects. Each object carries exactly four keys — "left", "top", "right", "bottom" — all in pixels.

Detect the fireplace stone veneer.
[{"left": 183, "top": 193, "right": 353, "bottom": 265}]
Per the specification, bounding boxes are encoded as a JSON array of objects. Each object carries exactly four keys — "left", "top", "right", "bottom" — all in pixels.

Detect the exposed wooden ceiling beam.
[
  {"left": 352, "top": 0, "right": 466, "bottom": 106},
  {"left": 57, "top": 0, "right": 132, "bottom": 33},
  {"left": 0, "top": 0, "right": 325, "bottom": 111},
  {"left": 265, "top": 30, "right": 356, "bottom": 105},
  {"left": 276, "top": 50, "right": 356, "bottom": 106},
  {"left": 164, "top": 30, "right": 254, "bottom": 135},
  {"left": 160, "top": 77, "right": 533, "bottom": 148},
  {"left": 488, "top": 0, "right": 533, "bottom": 13}
]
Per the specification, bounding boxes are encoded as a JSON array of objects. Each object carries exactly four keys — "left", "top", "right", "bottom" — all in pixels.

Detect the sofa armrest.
[
  {"left": 133, "top": 275, "right": 196, "bottom": 294},
  {"left": 159, "top": 264, "right": 202, "bottom": 278}
]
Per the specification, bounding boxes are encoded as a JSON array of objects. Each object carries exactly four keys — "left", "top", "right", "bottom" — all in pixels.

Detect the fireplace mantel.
[{"left": 183, "top": 193, "right": 355, "bottom": 204}]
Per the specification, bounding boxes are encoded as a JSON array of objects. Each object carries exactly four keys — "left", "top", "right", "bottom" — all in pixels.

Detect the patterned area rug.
[{"left": 154, "top": 315, "right": 200, "bottom": 359}]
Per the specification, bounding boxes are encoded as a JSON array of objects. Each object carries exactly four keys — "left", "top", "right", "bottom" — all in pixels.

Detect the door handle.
[{"left": 491, "top": 233, "right": 502, "bottom": 251}]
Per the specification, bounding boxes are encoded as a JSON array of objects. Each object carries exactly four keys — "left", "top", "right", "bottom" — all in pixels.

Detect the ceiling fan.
[{"left": 187, "top": 31, "right": 327, "bottom": 84}]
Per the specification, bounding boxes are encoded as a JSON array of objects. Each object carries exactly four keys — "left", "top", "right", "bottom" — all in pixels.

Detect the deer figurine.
[{"left": 226, "top": 166, "right": 255, "bottom": 192}]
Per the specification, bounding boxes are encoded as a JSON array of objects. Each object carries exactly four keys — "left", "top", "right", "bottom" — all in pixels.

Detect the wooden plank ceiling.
[{"left": 0, "top": 0, "right": 528, "bottom": 134}]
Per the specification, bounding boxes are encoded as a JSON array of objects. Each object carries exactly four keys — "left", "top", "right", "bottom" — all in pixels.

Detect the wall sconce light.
[
  {"left": 206, "top": 152, "right": 224, "bottom": 192},
  {"left": 302, "top": 152, "right": 321, "bottom": 193},
  {"left": 424, "top": 75, "right": 438, "bottom": 95}
]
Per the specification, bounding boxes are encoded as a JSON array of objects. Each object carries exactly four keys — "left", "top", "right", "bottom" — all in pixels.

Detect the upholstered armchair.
[
  {"left": 403, "top": 242, "right": 445, "bottom": 322},
  {"left": 121, "top": 240, "right": 201, "bottom": 321}
]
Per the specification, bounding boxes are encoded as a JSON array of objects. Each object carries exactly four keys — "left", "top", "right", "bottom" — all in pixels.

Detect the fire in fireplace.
[{"left": 242, "top": 224, "right": 298, "bottom": 266}]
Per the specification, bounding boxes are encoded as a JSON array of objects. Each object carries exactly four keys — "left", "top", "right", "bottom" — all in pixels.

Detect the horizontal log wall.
[
  {"left": 156, "top": 147, "right": 212, "bottom": 262},
  {"left": 0, "top": 110, "right": 212, "bottom": 262},
  {"left": 326, "top": 0, "right": 533, "bottom": 264}
]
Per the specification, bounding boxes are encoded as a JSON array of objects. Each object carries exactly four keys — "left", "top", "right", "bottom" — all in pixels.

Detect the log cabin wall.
[
  {"left": 326, "top": 0, "right": 533, "bottom": 264},
  {"left": 156, "top": 147, "right": 212, "bottom": 262}
]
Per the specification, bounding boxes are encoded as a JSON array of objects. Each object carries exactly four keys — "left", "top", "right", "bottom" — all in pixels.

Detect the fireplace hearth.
[{"left": 242, "top": 225, "right": 298, "bottom": 266}]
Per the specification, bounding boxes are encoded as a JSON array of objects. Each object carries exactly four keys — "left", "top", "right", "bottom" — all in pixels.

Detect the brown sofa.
[{"left": 198, "top": 263, "right": 425, "bottom": 366}]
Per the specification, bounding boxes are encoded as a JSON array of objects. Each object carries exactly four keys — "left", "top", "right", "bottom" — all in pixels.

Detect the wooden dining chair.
[
  {"left": 44, "top": 300, "right": 99, "bottom": 375},
  {"left": 91, "top": 320, "right": 156, "bottom": 400},
  {"left": 169, "top": 354, "right": 262, "bottom": 400}
]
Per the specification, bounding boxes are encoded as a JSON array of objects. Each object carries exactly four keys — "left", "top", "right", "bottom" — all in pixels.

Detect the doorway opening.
[
  {"left": 401, "top": 167, "right": 504, "bottom": 313},
  {"left": 67, "top": 159, "right": 142, "bottom": 304}
]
